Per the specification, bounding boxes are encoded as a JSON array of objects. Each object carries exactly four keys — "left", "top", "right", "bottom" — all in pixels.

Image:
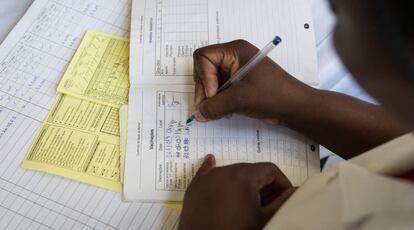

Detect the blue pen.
[{"left": 186, "top": 35, "right": 282, "bottom": 124}]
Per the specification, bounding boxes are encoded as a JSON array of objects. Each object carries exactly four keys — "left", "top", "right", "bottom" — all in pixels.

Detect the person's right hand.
[{"left": 193, "top": 40, "right": 316, "bottom": 125}]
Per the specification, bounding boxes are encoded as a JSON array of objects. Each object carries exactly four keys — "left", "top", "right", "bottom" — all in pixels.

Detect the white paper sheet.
[
  {"left": 124, "top": 85, "right": 320, "bottom": 202},
  {"left": 124, "top": 0, "right": 319, "bottom": 202},
  {"left": 129, "top": 0, "right": 318, "bottom": 86},
  {"left": 0, "top": 0, "right": 179, "bottom": 229}
]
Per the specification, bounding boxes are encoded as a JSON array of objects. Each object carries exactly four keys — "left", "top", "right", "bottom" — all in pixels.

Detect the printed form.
[
  {"left": 119, "top": 105, "right": 183, "bottom": 210},
  {"left": 57, "top": 31, "right": 130, "bottom": 108},
  {"left": 124, "top": 0, "right": 320, "bottom": 202},
  {"left": 130, "top": 0, "right": 318, "bottom": 86},
  {"left": 0, "top": 0, "right": 180, "bottom": 229},
  {"left": 21, "top": 94, "right": 123, "bottom": 192},
  {"left": 21, "top": 30, "right": 130, "bottom": 193},
  {"left": 125, "top": 85, "right": 319, "bottom": 201}
]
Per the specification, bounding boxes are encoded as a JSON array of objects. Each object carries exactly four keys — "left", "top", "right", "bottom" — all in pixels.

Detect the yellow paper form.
[
  {"left": 57, "top": 30, "right": 130, "bottom": 108},
  {"left": 21, "top": 30, "right": 129, "bottom": 192},
  {"left": 21, "top": 94, "right": 123, "bottom": 192}
]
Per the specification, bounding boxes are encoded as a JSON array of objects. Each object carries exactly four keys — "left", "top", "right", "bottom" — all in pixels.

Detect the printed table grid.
[
  {"left": 154, "top": 91, "right": 312, "bottom": 192},
  {"left": 84, "top": 36, "right": 130, "bottom": 105},
  {"left": 0, "top": 0, "right": 180, "bottom": 229},
  {"left": 154, "top": 0, "right": 209, "bottom": 76},
  {"left": 101, "top": 108, "right": 121, "bottom": 137}
]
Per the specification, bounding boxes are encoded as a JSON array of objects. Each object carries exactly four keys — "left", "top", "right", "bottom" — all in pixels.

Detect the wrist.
[{"left": 279, "top": 86, "right": 323, "bottom": 129}]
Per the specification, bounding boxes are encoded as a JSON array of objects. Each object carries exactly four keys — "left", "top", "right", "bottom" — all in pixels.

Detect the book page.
[
  {"left": 120, "top": 105, "right": 183, "bottom": 210},
  {"left": 130, "top": 0, "right": 318, "bottom": 86},
  {"left": 57, "top": 30, "right": 130, "bottom": 108},
  {"left": 0, "top": 0, "right": 180, "bottom": 228},
  {"left": 21, "top": 94, "right": 123, "bottom": 192},
  {"left": 124, "top": 85, "right": 320, "bottom": 202}
]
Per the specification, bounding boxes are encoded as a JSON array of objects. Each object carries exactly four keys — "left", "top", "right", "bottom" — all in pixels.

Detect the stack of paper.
[{"left": 21, "top": 30, "right": 130, "bottom": 193}]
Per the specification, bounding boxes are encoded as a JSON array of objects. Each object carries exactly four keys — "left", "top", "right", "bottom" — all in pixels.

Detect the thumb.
[
  {"left": 194, "top": 154, "right": 216, "bottom": 178},
  {"left": 261, "top": 187, "right": 296, "bottom": 217},
  {"left": 195, "top": 85, "right": 243, "bottom": 121}
]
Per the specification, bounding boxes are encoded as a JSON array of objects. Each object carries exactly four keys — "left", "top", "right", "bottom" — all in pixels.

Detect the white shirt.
[{"left": 265, "top": 133, "right": 414, "bottom": 230}]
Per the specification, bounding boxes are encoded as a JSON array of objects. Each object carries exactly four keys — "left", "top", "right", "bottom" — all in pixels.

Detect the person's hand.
[
  {"left": 193, "top": 40, "right": 315, "bottom": 125},
  {"left": 178, "top": 155, "right": 296, "bottom": 230}
]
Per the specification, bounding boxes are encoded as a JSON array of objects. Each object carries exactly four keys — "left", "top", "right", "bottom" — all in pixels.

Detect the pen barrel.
[{"left": 218, "top": 41, "right": 277, "bottom": 92}]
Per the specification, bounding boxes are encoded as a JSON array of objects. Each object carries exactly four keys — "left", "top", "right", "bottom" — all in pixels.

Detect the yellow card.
[
  {"left": 22, "top": 94, "right": 122, "bottom": 192},
  {"left": 57, "top": 30, "right": 130, "bottom": 108},
  {"left": 162, "top": 203, "right": 183, "bottom": 211}
]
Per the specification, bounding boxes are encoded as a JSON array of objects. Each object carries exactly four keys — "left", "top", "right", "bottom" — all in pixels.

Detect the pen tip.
[
  {"left": 272, "top": 36, "right": 282, "bottom": 46},
  {"left": 186, "top": 115, "right": 195, "bottom": 125}
]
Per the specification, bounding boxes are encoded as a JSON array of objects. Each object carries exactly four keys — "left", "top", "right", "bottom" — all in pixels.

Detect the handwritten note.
[
  {"left": 119, "top": 104, "right": 183, "bottom": 209},
  {"left": 57, "top": 30, "right": 130, "bottom": 108},
  {"left": 123, "top": 85, "right": 320, "bottom": 202}
]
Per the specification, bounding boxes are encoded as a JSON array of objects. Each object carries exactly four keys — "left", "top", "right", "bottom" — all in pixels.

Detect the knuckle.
[
  {"left": 232, "top": 39, "right": 250, "bottom": 46},
  {"left": 230, "top": 39, "right": 259, "bottom": 57},
  {"left": 231, "top": 39, "right": 256, "bottom": 50},
  {"left": 193, "top": 45, "right": 214, "bottom": 60},
  {"left": 257, "top": 162, "right": 279, "bottom": 173},
  {"left": 260, "top": 161, "right": 278, "bottom": 168},
  {"left": 262, "top": 161, "right": 278, "bottom": 168},
  {"left": 193, "top": 49, "right": 208, "bottom": 67},
  {"left": 193, "top": 47, "right": 204, "bottom": 58},
  {"left": 228, "top": 163, "right": 253, "bottom": 181}
]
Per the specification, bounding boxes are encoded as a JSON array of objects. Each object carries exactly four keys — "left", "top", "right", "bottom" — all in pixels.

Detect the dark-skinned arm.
[
  {"left": 283, "top": 89, "right": 407, "bottom": 159},
  {"left": 192, "top": 40, "right": 408, "bottom": 159}
]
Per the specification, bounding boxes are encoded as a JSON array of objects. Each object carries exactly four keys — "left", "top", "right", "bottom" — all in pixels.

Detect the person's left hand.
[{"left": 178, "top": 154, "right": 296, "bottom": 230}]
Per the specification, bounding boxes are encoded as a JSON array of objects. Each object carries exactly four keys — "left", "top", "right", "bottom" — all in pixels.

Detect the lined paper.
[
  {"left": 124, "top": 85, "right": 320, "bottom": 202},
  {"left": 124, "top": 0, "right": 319, "bottom": 202},
  {"left": 0, "top": 0, "right": 179, "bottom": 229}
]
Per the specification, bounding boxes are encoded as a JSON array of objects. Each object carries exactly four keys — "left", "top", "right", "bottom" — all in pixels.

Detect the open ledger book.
[{"left": 124, "top": 0, "right": 320, "bottom": 202}]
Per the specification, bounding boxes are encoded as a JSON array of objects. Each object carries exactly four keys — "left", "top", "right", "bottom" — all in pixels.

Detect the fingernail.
[
  {"left": 194, "top": 110, "right": 207, "bottom": 122},
  {"left": 194, "top": 98, "right": 202, "bottom": 107},
  {"left": 204, "top": 154, "right": 216, "bottom": 166},
  {"left": 204, "top": 88, "right": 210, "bottom": 98},
  {"left": 205, "top": 87, "right": 216, "bottom": 98},
  {"left": 204, "top": 154, "right": 212, "bottom": 161}
]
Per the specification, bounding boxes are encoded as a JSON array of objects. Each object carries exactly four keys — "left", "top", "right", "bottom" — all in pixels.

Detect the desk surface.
[{"left": 0, "top": 0, "right": 33, "bottom": 43}]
